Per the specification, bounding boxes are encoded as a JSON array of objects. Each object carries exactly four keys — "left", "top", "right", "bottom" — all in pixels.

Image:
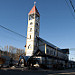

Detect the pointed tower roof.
[{"left": 28, "top": 5, "right": 40, "bottom": 15}]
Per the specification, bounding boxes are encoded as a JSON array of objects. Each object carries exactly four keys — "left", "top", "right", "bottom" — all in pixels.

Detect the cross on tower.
[{"left": 34, "top": 1, "right": 36, "bottom": 5}]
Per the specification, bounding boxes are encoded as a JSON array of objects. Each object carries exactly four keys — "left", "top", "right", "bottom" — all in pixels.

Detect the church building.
[{"left": 25, "top": 4, "right": 69, "bottom": 69}]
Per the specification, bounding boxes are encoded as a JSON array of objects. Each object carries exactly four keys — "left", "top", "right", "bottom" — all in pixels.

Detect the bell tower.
[{"left": 25, "top": 4, "right": 40, "bottom": 56}]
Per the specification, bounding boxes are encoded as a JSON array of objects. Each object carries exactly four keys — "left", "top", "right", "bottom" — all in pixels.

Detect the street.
[{"left": 0, "top": 68, "right": 75, "bottom": 75}]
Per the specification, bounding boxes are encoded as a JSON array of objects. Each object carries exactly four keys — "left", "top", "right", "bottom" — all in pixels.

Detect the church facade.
[{"left": 25, "top": 5, "right": 69, "bottom": 69}]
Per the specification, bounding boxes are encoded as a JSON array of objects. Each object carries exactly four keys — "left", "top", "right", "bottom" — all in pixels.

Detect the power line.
[
  {"left": 65, "top": 0, "right": 75, "bottom": 19},
  {"left": 69, "top": 0, "right": 75, "bottom": 12},
  {"left": 0, "top": 25, "right": 26, "bottom": 38}
]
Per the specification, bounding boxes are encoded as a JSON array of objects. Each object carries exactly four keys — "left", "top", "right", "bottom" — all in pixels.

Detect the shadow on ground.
[{"left": 0, "top": 68, "right": 75, "bottom": 75}]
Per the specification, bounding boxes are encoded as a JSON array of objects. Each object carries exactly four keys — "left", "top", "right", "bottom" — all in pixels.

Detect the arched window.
[
  {"left": 30, "top": 28, "right": 32, "bottom": 32},
  {"left": 36, "top": 23, "right": 38, "bottom": 25},
  {"left": 29, "top": 14, "right": 34, "bottom": 20},
  {"left": 35, "top": 14, "right": 39, "bottom": 20},
  {"left": 30, "top": 35, "right": 31, "bottom": 39},
  {"left": 30, "top": 22, "right": 33, "bottom": 25},
  {"left": 28, "top": 44, "right": 32, "bottom": 49}
]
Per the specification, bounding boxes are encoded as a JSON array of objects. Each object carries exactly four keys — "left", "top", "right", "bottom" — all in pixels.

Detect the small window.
[
  {"left": 30, "top": 28, "right": 32, "bottom": 32},
  {"left": 29, "top": 14, "right": 34, "bottom": 20},
  {"left": 28, "top": 44, "right": 32, "bottom": 49},
  {"left": 36, "top": 23, "right": 38, "bottom": 26},
  {"left": 36, "top": 29, "right": 38, "bottom": 32},
  {"left": 54, "top": 51, "right": 55, "bottom": 55},
  {"left": 50, "top": 50, "right": 53, "bottom": 55},
  {"left": 28, "top": 46, "right": 29, "bottom": 49},
  {"left": 30, "top": 35, "right": 31, "bottom": 39},
  {"left": 47, "top": 49, "right": 49, "bottom": 54},
  {"left": 30, "top": 22, "right": 33, "bottom": 25},
  {"left": 35, "top": 14, "right": 39, "bottom": 20}
]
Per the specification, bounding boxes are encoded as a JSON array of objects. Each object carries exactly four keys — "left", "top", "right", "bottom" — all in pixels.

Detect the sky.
[{"left": 0, "top": 0, "right": 75, "bottom": 60}]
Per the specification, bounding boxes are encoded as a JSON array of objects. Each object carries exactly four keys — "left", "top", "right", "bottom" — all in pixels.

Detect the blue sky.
[{"left": 0, "top": 0, "right": 75, "bottom": 56}]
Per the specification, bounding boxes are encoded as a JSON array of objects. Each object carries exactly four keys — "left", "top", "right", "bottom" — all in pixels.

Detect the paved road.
[
  {"left": 47, "top": 68, "right": 75, "bottom": 75},
  {"left": 0, "top": 68, "right": 75, "bottom": 75}
]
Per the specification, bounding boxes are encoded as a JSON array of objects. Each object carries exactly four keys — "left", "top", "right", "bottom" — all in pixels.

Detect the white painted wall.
[{"left": 25, "top": 13, "right": 40, "bottom": 56}]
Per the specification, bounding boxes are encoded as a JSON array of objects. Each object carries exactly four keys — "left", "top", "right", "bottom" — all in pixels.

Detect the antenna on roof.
[{"left": 34, "top": 1, "right": 36, "bottom": 5}]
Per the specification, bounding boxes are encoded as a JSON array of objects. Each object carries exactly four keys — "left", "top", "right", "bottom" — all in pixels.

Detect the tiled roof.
[{"left": 28, "top": 5, "right": 40, "bottom": 15}]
